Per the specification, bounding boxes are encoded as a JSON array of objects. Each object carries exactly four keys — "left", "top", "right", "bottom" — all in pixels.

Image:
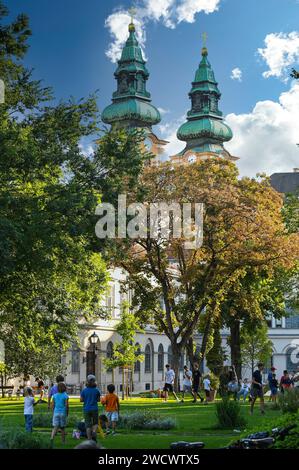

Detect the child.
[
  {"left": 101, "top": 384, "right": 120, "bottom": 435},
  {"left": 228, "top": 379, "right": 239, "bottom": 400},
  {"left": 269, "top": 373, "right": 278, "bottom": 403},
  {"left": 51, "top": 382, "right": 69, "bottom": 444},
  {"left": 203, "top": 375, "right": 212, "bottom": 404},
  {"left": 237, "top": 378, "right": 250, "bottom": 402},
  {"left": 80, "top": 374, "right": 101, "bottom": 441},
  {"left": 24, "top": 387, "right": 38, "bottom": 432}
]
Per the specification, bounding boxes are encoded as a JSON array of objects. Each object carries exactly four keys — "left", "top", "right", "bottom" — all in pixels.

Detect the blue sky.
[{"left": 6, "top": 0, "right": 299, "bottom": 176}]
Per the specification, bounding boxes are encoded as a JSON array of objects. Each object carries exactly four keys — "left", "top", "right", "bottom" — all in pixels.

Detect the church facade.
[{"left": 62, "top": 19, "right": 299, "bottom": 393}]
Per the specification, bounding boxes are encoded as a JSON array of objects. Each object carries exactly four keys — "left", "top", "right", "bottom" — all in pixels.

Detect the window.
[
  {"left": 134, "top": 343, "right": 141, "bottom": 373},
  {"left": 158, "top": 344, "right": 164, "bottom": 372},
  {"left": 145, "top": 344, "right": 152, "bottom": 373},
  {"left": 286, "top": 347, "right": 299, "bottom": 372},
  {"left": 106, "top": 284, "right": 115, "bottom": 317},
  {"left": 106, "top": 342, "right": 113, "bottom": 372},
  {"left": 71, "top": 347, "right": 80, "bottom": 374}
]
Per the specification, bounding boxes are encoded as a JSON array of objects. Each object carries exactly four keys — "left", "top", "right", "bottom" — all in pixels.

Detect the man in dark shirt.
[
  {"left": 192, "top": 363, "right": 204, "bottom": 403},
  {"left": 250, "top": 363, "right": 265, "bottom": 415}
]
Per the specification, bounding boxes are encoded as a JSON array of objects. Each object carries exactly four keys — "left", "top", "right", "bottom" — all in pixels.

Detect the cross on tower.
[
  {"left": 202, "top": 32, "right": 208, "bottom": 47},
  {"left": 128, "top": 7, "right": 137, "bottom": 23}
]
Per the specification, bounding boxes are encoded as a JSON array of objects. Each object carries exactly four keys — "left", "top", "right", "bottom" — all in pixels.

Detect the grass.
[{"left": 0, "top": 396, "right": 283, "bottom": 449}]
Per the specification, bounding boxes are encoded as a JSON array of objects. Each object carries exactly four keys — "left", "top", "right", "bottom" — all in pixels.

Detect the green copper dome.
[
  {"left": 101, "top": 99, "right": 161, "bottom": 126},
  {"left": 177, "top": 47, "right": 233, "bottom": 153},
  {"left": 102, "top": 21, "right": 161, "bottom": 129},
  {"left": 177, "top": 117, "right": 232, "bottom": 142}
]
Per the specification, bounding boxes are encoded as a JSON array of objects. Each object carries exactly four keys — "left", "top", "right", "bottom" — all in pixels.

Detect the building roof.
[
  {"left": 101, "top": 21, "right": 161, "bottom": 129},
  {"left": 176, "top": 47, "right": 233, "bottom": 157},
  {"left": 270, "top": 172, "right": 299, "bottom": 194}
]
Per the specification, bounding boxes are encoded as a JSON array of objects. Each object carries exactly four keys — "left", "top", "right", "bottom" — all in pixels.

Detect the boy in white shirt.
[
  {"left": 163, "top": 364, "right": 179, "bottom": 402},
  {"left": 24, "top": 387, "right": 38, "bottom": 432}
]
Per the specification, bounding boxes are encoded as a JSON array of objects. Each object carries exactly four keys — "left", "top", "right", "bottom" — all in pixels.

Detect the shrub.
[
  {"left": 33, "top": 412, "right": 81, "bottom": 428},
  {"left": 215, "top": 398, "right": 247, "bottom": 429},
  {"left": 118, "top": 410, "right": 176, "bottom": 430},
  {"left": 0, "top": 428, "right": 52, "bottom": 449},
  {"left": 278, "top": 388, "right": 299, "bottom": 414}
]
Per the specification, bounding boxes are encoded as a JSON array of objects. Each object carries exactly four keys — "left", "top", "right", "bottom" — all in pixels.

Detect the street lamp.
[
  {"left": 90, "top": 332, "right": 98, "bottom": 346},
  {"left": 88, "top": 332, "right": 98, "bottom": 377}
]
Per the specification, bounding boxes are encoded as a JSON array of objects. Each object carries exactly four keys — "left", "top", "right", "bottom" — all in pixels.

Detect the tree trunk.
[
  {"left": 230, "top": 320, "right": 242, "bottom": 379},
  {"left": 186, "top": 338, "right": 196, "bottom": 368},
  {"left": 199, "top": 311, "right": 213, "bottom": 369},
  {"left": 0, "top": 372, "right": 4, "bottom": 398},
  {"left": 171, "top": 348, "right": 181, "bottom": 393}
]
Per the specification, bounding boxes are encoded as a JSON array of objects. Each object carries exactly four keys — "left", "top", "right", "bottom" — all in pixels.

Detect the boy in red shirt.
[{"left": 101, "top": 384, "right": 120, "bottom": 435}]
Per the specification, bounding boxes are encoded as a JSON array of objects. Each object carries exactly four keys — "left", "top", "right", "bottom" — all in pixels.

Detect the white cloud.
[
  {"left": 177, "top": 0, "right": 221, "bottom": 23},
  {"left": 258, "top": 31, "right": 299, "bottom": 80},
  {"left": 105, "top": 1, "right": 222, "bottom": 62},
  {"left": 144, "top": 0, "right": 176, "bottom": 28},
  {"left": 225, "top": 81, "right": 299, "bottom": 177},
  {"left": 231, "top": 67, "right": 242, "bottom": 82},
  {"left": 105, "top": 11, "right": 146, "bottom": 63},
  {"left": 158, "top": 114, "right": 186, "bottom": 159},
  {"left": 158, "top": 107, "right": 171, "bottom": 115}
]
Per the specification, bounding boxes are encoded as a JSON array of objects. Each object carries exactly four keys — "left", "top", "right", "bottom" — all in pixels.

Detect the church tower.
[
  {"left": 101, "top": 18, "right": 167, "bottom": 157},
  {"left": 171, "top": 41, "right": 238, "bottom": 164}
]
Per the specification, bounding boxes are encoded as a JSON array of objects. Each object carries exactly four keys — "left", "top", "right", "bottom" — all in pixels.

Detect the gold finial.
[{"left": 201, "top": 32, "right": 208, "bottom": 56}]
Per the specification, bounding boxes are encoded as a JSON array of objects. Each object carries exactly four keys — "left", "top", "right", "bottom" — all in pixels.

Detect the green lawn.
[{"left": 0, "top": 396, "right": 282, "bottom": 449}]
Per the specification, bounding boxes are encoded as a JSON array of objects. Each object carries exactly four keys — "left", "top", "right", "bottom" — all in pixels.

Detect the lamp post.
[{"left": 89, "top": 332, "right": 98, "bottom": 377}]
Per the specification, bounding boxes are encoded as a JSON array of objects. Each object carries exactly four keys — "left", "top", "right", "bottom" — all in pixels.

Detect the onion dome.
[
  {"left": 101, "top": 21, "right": 161, "bottom": 129},
  {"left": 177, "top": 46, "right": 233, "bottom": 156}
]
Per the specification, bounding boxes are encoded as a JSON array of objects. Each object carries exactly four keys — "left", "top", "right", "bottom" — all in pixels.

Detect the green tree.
[
  {"left": 0, "top": 2, "right": 150, "bottom": 379},
  {"left": 112, "top": 160, "right": 298, "bottom": 389},
  {"left": 104, "top": 305, "right": 144, "bottom": 399},
  {"left": 240, "top": 322, "right": 273, "bottom": 375}
]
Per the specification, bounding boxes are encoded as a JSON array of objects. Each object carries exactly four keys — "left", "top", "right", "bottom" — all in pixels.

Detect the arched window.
[
  {"left": 168, "top": 345, "right": 173, "bottom": 366},
  {"left": 286, "top": 347, "right": 299, "bottom": 372},
  {"left": 158, "top": 344, "right": 164, "bottom": 372},
  {"left": 106, "top": 341, "right": 113, "bottom": 372},
  {"left": 145, "top": 344, "right": 152, "bottom": 373},
  {"left": 71, "top": 346, "right": 80, "bottom": 374},
  {"left": 134, "top": 343, "right": 141, "bottom": 373}
]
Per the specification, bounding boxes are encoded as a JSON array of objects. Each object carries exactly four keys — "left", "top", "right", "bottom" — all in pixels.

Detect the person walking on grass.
[
  {"left": 24, "top": 387, "right": 38, "bottom": 432},
  {"left": 203, "top": 375, "right": 212, "bottom": 404},
  {"left": 163, "top": 364, "right": 180, "bottom": 402},
  {"left": 181, "top": 366, "right": 194, "bottom": 402},
  {"left": 101, "top": 384, "right": 120, "bottom": 436},
  {"left": 250, "top": 363, "right": 265, "bottom": 415},
  {"left": 192, "top": 363, "right": 204, "bottom": 403},
  {"left": 51, "top": 382, "right": 69, "bottom": 445},
  {"left": 80, "top": 374, "right": 101, "bottom": 442},
  {"left": 48, "top": 374, "right": 64, "bottom": 410}
]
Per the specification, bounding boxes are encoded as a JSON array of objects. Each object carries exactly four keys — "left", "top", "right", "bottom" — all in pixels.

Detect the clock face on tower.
[{"left": 187, "top": 154, "right": 197, "bottom": 164}]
